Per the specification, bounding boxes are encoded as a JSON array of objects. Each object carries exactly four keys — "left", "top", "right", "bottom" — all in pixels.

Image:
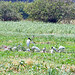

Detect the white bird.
[
  {"left": 58, "top": 46, "right": 65, "bottom": 50},
  {"left": 31, "top": 46, "right": 40, "bottom": 52},
  {"left": 51, "top": 47, "right": 58, "bottom": 52},
  {"left": 42, "top": 47, "right": 46, "bottom": 53},
  {"left": 50, "top": 49, "right": 54, "bottom": 54},
  {"left": 26, "top": 38, "right": 31, "bottom": 48},
  {"left": 51, "top": 46, "right": 65, "bottom": 53},
  {"left": 58, "top": 46, "right": 65, "bottom": 52}
]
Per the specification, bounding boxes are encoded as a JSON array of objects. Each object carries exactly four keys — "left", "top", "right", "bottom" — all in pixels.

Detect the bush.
[
  {"left": 25, "top": 0, "right": 75, "bottom": 23},
  {"left": 0, "top": 1, "right": 22, "bottom": 21},
  {"left": 0, "top": 1, "right": 74, "bottom": 22},
  {"left": 12, "top": 2, "right": 29, "bottom": 19},
  {"left": 59, "top": 3, "right": 75, "bottom": 24}
]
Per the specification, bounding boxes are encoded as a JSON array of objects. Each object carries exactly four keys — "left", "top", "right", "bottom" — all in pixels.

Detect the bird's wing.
[
  {"left": 32, "top": 46, "right": 40, "bottom": 50},
  {"left": 58, "top": 46, "right": 65, "bottom": 50}
]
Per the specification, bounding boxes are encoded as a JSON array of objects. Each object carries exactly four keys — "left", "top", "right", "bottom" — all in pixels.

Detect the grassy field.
[
  {"left": 0, "top": 21, "right": 75, "bottom": 35},
  {"left": 0, "top": 21, "right": 75, "bottom": 75},
  {"left": 0, "top": 51, "right": 75, "bottom": 75}
]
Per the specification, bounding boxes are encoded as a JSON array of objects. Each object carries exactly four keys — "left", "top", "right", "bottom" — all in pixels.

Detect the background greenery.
[{"left": 0, "top": 0, "right": 75, "bottom": 23}]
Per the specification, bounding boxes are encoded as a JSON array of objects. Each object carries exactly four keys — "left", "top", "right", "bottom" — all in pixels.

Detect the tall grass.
[
  {"left": 0, "top": 21, "right": 75, "bottom": 52},
  {"left": 0, "top": 21, "right": 75, "bottom": 75},
  {"left": 0, "top": 21, "right": 75, "bottom": 35}
]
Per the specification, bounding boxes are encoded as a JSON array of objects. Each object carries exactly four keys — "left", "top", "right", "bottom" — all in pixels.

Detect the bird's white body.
[
  {"left": 26, "top": 39, "right": 30, "bottom": 47},
  {"left": 58, "top": 46, "right": 65, "bottom": 52},
  {"left": 58, "top": 46, "right": 65, "bottom": 50},
  {"left": 42, "top": 47, "right": 46, "bottom": 53},
  {"left": 32, "top": 46, "right": 40, "bottom": 52},
  {"left": 50, "top": 49, "right": 54, "bottom": 53}
]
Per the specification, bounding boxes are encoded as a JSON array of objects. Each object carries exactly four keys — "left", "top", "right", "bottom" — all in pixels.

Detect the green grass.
[
  {"left": 0, "top": 20, "right": 75, "bottom": 75},
  {"left": 0, "top": 20, "right": 75, "bottom": 35},
  {"left": 0, "top": 34, "right": 75, "bottom": 52},
  {"left": 0, "top": 51, "right": 75, "bottom": 75},
  {"left": 0, "top": 20, "right": 75, "bottom": 51}
]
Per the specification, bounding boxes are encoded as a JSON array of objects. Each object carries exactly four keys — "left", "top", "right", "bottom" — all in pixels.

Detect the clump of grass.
[{"left": 26, "top": 58, "right": 33, "bottom": 66}]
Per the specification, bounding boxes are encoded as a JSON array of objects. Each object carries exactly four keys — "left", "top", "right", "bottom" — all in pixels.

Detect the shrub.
[
  {"left": 25, "top": 0, "right": 75, "bottom": 23},
  {"left": 12, "top": 2, "right": 29, "bottom": 19},
  {"left": 0, "top": 1, "right": 22, "bottom": 21}
]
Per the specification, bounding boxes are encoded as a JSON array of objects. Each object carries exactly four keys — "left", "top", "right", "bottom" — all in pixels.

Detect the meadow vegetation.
[
  {"left": 0, "top": 0, "right": 75, "bottom": 74},
  {"left": 0, "top": 21, "right": 75, "bottom": 74}
]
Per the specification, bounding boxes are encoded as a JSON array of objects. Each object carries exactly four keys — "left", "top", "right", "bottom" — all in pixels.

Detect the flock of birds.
[
  {"left": 0, "top": 36, "right": 65, "bottom": 53},
  {"left": 26, "top": 37, "right": 65, "bottom": 53}
]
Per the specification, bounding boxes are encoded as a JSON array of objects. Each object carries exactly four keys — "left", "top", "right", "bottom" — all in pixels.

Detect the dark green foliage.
[
  {"left": 0, "top": 0, "right": 75, "bottom": 22},
  {"left": 0, "top": 2, "right": 26, "bottom": 21},
  {"left": 25, "top": 0, "right": 75, "bottom": 22},
  {"left": 0, "top": 2, "right": 22, "bottom": 21},
  {"left": 12, "top": 2, "right": 29, "bottom": 19}
]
